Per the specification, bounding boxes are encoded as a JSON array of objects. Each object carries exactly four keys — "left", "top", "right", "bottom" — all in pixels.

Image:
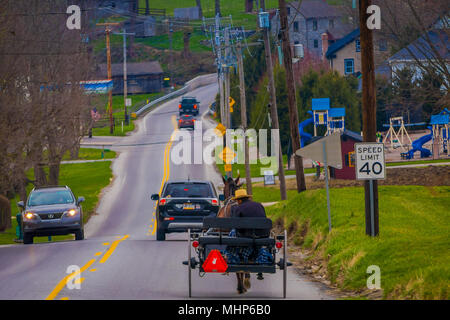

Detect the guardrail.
[{"left": 135, "top": 73, "right": 216, "bottom": 116}]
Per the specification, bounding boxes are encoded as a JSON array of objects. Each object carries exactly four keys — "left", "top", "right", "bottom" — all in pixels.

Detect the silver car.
[{"left": 18, "top": 186, "right": 85, "bottom": 244}]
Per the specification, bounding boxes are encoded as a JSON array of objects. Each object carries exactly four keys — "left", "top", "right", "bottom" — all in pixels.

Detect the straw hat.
[{"left": 233, "top": 189, "right": 252, "bottom": 200}]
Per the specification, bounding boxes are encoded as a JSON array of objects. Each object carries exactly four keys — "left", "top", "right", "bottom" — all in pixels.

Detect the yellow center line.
[
  {"left": 99, "top": 235, "right": 129, "bottom": 264},
  {"left": 45, "top": 258, "right": 96, "bottom": 300}
]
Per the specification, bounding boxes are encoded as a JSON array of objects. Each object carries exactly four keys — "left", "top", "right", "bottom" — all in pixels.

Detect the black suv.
[
  {"left": 178, "top": 96, "right": 199, "bottom": 116},
  {"left": 151, "top": 181, "right": 219, "bottom": 241},
  {"left": 18, "top": 186, "right": 85, "bottom": 244}
]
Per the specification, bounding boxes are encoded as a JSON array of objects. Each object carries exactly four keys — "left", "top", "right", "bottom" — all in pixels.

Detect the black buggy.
[{"left": 182, "top": 217, "right": 292, "bottom": 298}]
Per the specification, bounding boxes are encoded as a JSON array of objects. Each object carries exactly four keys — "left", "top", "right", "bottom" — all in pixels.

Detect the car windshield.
[
  {"left": 182, "top": 98, "right": 196, "bottom": 104},
  {"left": 164, "top": 183, "right": 213, "bottom": 198},
  {"left": 28, "top": 189, "right": 74, "bottom": 206}
]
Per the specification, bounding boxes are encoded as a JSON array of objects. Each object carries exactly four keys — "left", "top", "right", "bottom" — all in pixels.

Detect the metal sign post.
[
  {"left": 355, "top": 142, "right": 386, "bottom": 236},
  {"left": 322, "top": 141, "right": 332, "bottom": 232},
  {"left": 296, "top": 132, "right": 342, "bottom": 232}
]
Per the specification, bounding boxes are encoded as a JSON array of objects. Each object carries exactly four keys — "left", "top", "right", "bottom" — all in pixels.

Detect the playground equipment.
[
  {"left": 400, "top": 108, "right": 449, "bottom": 160},
  {"left": 404, "top": 128, "right": 432, "bottom": 159},
  {"left": 430, "top": 108, "right": 450, "bottom": 157},
  {"left": 299, "top": 111, "right": 314, "bottom": 148},
  {"left": 382, "top": 117, "right": 415, "bottom": 151},
  {"left": 311, "top": 98, "right": 345, "bottom": 136},
  {"left": 299, "top": 98, "right": 346, "bottom": 147}
]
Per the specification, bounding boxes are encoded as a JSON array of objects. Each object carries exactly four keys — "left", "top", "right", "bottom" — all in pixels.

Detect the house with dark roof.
[
  {"left": 325, "top": 28, "right": 391, "bottom": 76},
  {"left": 270, "top": 0, "right": 352, "bottom": 58},
  {"left": 97, "top": 61, "right": 164, "bottom": 94},
  {"left": 386, "top": 29, "right": 449, "bottom": 83}
]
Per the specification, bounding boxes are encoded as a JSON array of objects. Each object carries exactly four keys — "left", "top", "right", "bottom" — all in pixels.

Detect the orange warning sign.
[{"left": 202, "top": 249, "right": 228, "bottom": 273}]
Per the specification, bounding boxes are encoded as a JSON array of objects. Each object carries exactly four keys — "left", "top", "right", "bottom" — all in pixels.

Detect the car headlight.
[
  {"left": 65, "top": 209, "right": 78, "bottom": 217},
  {"left": 24, "top": 212, "right": 35, "bottom": 220}
]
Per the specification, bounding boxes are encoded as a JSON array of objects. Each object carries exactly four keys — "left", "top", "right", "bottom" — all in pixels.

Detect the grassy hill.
[{"left": 264, "top": 185, "right": 450, "bottom": 299}]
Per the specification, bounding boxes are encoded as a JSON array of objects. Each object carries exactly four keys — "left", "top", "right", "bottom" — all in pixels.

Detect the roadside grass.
[
  {"left": 135, "top": 30, "right": 211, "bottom": 53},
  {"left": 387, "top": 158, "right": 450, "bottom": 166},
  {"left": 0, "top": 162, "right": 113, "bottom": 245},
  {"left": 215, "top": 150, "right": 314, "bottom": 178},
  {"left": 137, "top": 0, "right": 282, "bottom": 29},
  {"left": 91, "top": 93, "right": 162, "bottom": 136},
  {"left": 61, "top": 148, "right": 116, "bottom": 161},
  {"left": 251, "top": 186, "right": 297, "bottom": 203},
  {"left": 263, "top": 185, "right": 450, "bottom": 299}
]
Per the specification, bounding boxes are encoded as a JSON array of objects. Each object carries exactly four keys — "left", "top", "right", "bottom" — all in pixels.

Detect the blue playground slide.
[
  {"left": 406, "top": 129, "right": 432, "bottom": 159},
  {"left": 299, "top": 111, "right": 314, "bottom": 148}
]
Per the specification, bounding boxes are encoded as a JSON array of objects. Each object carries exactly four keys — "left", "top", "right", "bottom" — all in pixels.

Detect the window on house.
[
  {"left": 294, "top": 41, "right": 299, "bottom": 44},
  {"left": 329, "top": 19, "right": 334, "bottom": 28},
  {"left": 356, "top": 40, "right": 360, "bottom": 52},
  {"left": 314, "top": 39, "right": 319, "bottom": 48},
  {"left": 287, "top": 7, "right": 290, "bottom": 15},
  {"left": 344, "top": 59, "right": 354, "bottom": 75},
  {"left": 313, "top": 19, "right": 318, "bottom": 31},
  {"left": 293, "top": 21, "right": 299, "bottom": 32},
  {"left": 379, "top": 39, "right": 387, "bottom": 51}
]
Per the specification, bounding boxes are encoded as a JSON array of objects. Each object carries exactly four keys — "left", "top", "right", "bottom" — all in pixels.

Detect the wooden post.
[
  {"left": 97, "top": 23, "right": 120, "bottom": 134},
  {"left": 278, "top": 0, "right": 306, "bottom": 192},
  {"left": 359, "top": 0, "right": 379, "bottom": 236},
  {"left": 236, "top": 43, "right": 253, "bottom": 195},
  {"left": 261, "top": 0, "right": 287, "bottom": 200}
]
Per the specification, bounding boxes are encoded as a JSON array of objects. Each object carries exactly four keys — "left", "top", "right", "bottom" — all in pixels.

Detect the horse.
[
  {"left": 216, "top": 175, "right": 251, "bottom": 294},
  {"left": 217, "top": 174, "right": 241, "bottom": 218}
]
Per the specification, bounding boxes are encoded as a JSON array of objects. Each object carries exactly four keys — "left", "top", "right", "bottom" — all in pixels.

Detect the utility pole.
[
  {"left": 224, "top": 27, "right": 232, "bottom": 178},
  {"left": 359, "top": 0, "right": 379, "bottom": 236},
  {"left": 215, "top": 14, "right": 225, "bottom": 126},
  {"left": 236, "top": 43, "right": 252, "bottom": 195},
  {"left": 261, "top": 0, "right": 287, "bottom": 200},
  {"left": 97, "top": 22, "right": 120, "bottom": 134},
  {"left": 168, "top": 20, "right": 174, "bottom": 89},
  {"left": 224, "top": 27, "right": 231, "bottom": 129},
  {"left": 278, "top": 0, "right": 306, "bottom": 192},
  {"left": 114, "top": 29, "right": 135, "bottom": 125}
]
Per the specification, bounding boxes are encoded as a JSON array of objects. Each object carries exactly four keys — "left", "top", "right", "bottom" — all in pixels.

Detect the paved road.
[{"left": 0, "top": 83, "right": 332, "bottom": 300}]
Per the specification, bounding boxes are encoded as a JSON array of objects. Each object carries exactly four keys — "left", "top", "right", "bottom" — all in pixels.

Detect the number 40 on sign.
[{"left": 355, "top": 143, "right": 386, "bottom": 180}]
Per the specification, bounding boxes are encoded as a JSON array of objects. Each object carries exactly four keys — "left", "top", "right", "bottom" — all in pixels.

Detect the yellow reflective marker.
[
  {"left": 89, "top": 269, "right": 97, "bottom": 272},
  {"left": 60, "top": 297, "right": 69, "bottom": 300},
  {"left": 214, "top": 123, "right": 226, "bottom": 137},
  {"left": 95, "top": 252, "right": 102, "bottom": 256},
  {"left": 103, "top": 242, "right": 109, "bottom": 246}
]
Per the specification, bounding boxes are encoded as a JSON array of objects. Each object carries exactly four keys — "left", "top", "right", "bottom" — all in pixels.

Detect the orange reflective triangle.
[{"left": 202, "top": 249, "right": 228, "bottom": 273}]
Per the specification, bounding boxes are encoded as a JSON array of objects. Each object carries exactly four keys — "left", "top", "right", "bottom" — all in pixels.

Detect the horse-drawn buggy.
[{"left": 182, "top": 216, "right": 292, "bottom": 298}]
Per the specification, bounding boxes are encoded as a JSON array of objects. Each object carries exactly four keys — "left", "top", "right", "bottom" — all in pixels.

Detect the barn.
[
  {"left": 329, "top": 130, "right": 363, "bottom": 180},
  {"left": 97, "top": 61, "right": 163, "bottom": 95}
]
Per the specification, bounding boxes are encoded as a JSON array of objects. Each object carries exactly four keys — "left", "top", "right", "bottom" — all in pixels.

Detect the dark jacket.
[{"left": 231, "top": 199, "right": 270, "bottom": 238}]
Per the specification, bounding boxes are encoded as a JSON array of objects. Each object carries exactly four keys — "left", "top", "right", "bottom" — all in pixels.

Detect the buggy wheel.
[
  {"left": 188, "top": 229, "right": 192, "bottom": 298},
  {"left": 283, "top": 229, "right": 287, "bottom": 299}
]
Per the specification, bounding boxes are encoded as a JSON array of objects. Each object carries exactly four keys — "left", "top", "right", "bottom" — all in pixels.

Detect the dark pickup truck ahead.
[{"left": 179, "top": 96, "right": 199, "bottom": 116}]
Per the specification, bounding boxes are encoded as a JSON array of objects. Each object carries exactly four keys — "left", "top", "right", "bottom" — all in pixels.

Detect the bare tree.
[{"left": 379, "top": 0, "right": 450, "bottom": 90}]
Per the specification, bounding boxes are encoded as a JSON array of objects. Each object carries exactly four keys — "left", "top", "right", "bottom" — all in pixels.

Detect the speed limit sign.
[{"left": 355, "top": 142, "right": 386, "bottom": 180}]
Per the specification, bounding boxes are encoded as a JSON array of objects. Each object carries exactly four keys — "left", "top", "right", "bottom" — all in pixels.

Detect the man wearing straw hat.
[
  {"left": 230, "top": 189, "right": 271, "bottom": 284},
  {"left": 231, "top": 189, "right": 270, "bottom": 238}
]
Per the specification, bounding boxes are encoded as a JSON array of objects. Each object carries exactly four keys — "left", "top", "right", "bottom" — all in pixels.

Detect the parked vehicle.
[{"left": 18, "top": 186, "right": 85, "bottom": 244}]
